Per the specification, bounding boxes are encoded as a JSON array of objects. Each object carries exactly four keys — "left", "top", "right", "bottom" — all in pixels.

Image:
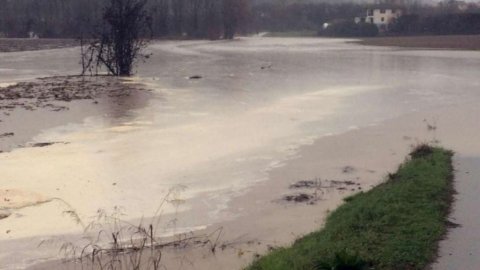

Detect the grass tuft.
[
  {"left": 248, "top": 146, "right": 454, "bottom": 270},
  {"left": 410, "top": 143, "right": 435, "bottom": 159},
  {"left": 314, "top": 249, "right": 370, "bottom": 270}
]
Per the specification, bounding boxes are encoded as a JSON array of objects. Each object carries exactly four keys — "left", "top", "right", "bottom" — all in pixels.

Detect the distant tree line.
[
  {"left": 1, "top": 0, "right": 480, "bottom": 39},
  {"left": 320, "top": 21, "right": 379, "bottom": 37},
  {"left": 250, "top": 2, "right": 365, "bottom": 33},
  {"left": 390, "top": 13, "right": 480, "bottom": 35},
  {"left": 251, "top": 0, "right": 480, "bottom": 37},
  {"left": 0, "top": 0, "right": 249, "bottom": 39}
]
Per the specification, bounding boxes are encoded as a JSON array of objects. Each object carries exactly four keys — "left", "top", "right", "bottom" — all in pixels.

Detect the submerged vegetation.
[
  {"left": 80, "top": 0, "right": 152, "bottom": 76},
  {"left": 248, "top": 145, "right": 454, "bottom": 270}
]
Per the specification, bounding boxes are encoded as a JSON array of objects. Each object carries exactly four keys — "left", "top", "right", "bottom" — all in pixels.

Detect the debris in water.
[
  {"left": 30, "top": 142, "right": 69, "bottom": 148},
  {"left": 0, "top": 210, "right": 11, "bottom": 220},
  {"left": 0, "top": 132, "right": 14, "bottom": 138},
  {"left": 290, "top": 180, "right": 319, "bottom": 189},
  {"left": 342, "top": 166, "right": 355, "bottom": 173},
  {"left": 261, "top": 64, "right": 272, "bottom": 70},
  {"left": 31, "top": 142, "right": 55, "bottom": 148},
  {"left": 283, "top": 193, "right": 313, "bottom": 203}
]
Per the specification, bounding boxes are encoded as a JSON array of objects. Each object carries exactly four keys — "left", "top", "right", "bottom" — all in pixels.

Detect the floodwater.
[{"left": 1, "top": 37, "right": 480, "bottom": 269}]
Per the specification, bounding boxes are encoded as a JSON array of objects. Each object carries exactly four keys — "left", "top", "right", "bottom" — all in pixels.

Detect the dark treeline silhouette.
[
  {"left": 251, "top": 1, "right": 480, "bottom": 36},
  {"left": 391, "top": 13, "right": 480, "bottom": 35},
  {"left": 0, "top": 0, "right": 102, "bottom": 38},
  {"left": 0, "top": 0, "right": 249, "bottom": 39},
  {"left": 251, "top": 2, "right": 366, "bottom": 33},
  {"left": 1, "top": 0, "right": 480, "bottom": 39}
]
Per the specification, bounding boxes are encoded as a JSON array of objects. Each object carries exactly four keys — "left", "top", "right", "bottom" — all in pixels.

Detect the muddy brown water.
[{"left": 1, "top": 37, "right": 480, "bottom": 269}]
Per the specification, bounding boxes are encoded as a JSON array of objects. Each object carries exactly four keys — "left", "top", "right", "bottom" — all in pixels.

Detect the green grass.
[{"left": 248, "top": 145, "right": 454, "bottom": 270}]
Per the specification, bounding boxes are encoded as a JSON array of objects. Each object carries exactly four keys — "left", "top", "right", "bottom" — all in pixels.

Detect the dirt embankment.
[
  {"left": 0, "top": 38, "right": 79, "bottom": 52},
  {"left": 357, "top": 35, "right": 480, "bottom": 50}
]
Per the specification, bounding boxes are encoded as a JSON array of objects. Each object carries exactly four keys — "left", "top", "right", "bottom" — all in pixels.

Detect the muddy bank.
[
  {"left": 357, "top": 35, "right": 480, "bottom": 50},
  {"left": 0, "top": 38, "right": 79, "bottom": 53},
  {"left": 0, "top": 76, "right": 152, "bottom": 153}
]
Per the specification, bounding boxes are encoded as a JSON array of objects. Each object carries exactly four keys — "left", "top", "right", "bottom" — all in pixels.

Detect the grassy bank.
[
  {"left": 248, "top": 145, "right": 454, "bottom": 270},
  {"left": 357, "top": 35, "right": 480, "bottom": 51}
]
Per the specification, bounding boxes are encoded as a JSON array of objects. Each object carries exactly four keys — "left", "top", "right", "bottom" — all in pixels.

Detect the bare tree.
[
  {"left": 222, "top": 0, "right": 249, "bottom": 39},
  {"left": 81, "top": 0, "right": 151, "bottom": 76},
  {"left": 172, "top": 0, "right": 185, "bottom": 36},
  {"left": 205, "top": 0, "right": 222, "bottom": 40}
]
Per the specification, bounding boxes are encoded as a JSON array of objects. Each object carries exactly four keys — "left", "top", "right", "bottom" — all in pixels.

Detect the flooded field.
[{"left": 1, "top": 37, "right": 480, "bottom": 269}]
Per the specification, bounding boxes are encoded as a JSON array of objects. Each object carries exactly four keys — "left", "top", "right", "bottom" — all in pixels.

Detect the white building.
[{"left": 355, "top": 7, "right": 403, "bottom": 31}]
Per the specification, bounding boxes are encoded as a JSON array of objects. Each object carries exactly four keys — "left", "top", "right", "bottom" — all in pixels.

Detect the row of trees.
[
  {"left": 390, "top": 13, "right": 480, "bottom": 35},
  {"left": 2, "top": 0, "right": 480, "bottom": 39},
  {"left": 77, "top": 0, "right": 251, "bottom": 76},
  {"left": 0, "top": 0, "right": 249, "bottom": 39},
  {"left": 251, "top": 2, "right": 366, "bottom": 33},
  {"left": 0, "top": 0, "right": 101, "bottom": 38},
  {"left": 250, "top": 0, "right": 480, "bottom": 35}
]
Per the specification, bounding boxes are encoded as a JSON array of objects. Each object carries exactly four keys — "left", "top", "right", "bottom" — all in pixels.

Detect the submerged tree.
[{"left": 81, "top": 0, "right": 151, "bottom": 76}]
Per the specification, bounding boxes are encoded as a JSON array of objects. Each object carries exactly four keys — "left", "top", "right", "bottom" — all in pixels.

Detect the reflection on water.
[{"left": 1, "top": 37, "right": 480, "bottom": 268}]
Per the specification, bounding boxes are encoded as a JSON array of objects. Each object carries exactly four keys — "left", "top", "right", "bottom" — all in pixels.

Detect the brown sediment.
[
  {"left": 0, "top": 76, "right": 146, "bottom": 112},
  {"left": 0, "top": 75, "right": 152, "bottom": 153}
]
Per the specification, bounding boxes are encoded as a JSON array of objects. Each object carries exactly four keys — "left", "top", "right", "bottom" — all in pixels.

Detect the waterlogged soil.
[
  {"left": 0, "top": 76, "right": 145, "bottom": 112},
  {"left": 0, "top": 76, "right": 151, "bottom": 152},
  {"left": 282, "top": 179, "right": 362, "bottom": 204}
]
